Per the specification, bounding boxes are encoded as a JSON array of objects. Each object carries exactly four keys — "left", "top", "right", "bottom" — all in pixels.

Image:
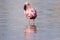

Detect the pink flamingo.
[{"left": 24, "top": 2, "right": 37, "bottom": 24}]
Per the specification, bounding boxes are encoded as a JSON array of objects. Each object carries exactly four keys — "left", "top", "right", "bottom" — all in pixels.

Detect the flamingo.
[{"left": 24, "top": 2, "right": 37, "bottom": 24}]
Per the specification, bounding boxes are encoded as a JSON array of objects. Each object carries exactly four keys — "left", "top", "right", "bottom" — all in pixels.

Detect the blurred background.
[{"left": 0, "top": 0, "right": 60, "bottom": 40}]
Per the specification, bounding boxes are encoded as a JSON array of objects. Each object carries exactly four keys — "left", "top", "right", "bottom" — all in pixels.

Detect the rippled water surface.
[{"left": 0, "top": 0, "right": 60, "bottom": 40}]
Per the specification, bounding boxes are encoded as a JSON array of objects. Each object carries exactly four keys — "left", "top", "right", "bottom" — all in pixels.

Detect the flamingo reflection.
[{"left": 24, "top": 24, "right": 37, "bottom": 40}]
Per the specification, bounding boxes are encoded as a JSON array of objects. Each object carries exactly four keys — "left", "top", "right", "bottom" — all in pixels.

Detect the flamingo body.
[{"left": 24, "top": 8, "right": 37, "bottom": 19}]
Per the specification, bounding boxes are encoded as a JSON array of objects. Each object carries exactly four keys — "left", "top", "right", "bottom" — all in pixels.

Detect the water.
[{"left": 0, "top": 0, "right": 60, "bottom": 40}]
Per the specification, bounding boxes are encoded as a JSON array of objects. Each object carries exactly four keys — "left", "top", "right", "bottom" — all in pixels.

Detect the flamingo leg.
[
  {"left": 32, "top": 19, "right": 35, "bottom": 25},
  {"left": 28, "top": 19, "right": 30, "bottom": 24}
]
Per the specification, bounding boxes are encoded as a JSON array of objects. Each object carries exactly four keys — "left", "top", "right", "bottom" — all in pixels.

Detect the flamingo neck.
[{"left": 26, "top": 6, "right": 30, "bottom": 9}]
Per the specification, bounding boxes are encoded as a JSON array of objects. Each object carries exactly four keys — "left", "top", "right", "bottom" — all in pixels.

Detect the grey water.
[{"left": 0, "top": 0, "right": 60, "bottom": 40}]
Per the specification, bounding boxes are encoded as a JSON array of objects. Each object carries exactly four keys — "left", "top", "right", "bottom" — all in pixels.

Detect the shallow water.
[{"left": 0, "top": 0, "right": 60, "bottom": 40}]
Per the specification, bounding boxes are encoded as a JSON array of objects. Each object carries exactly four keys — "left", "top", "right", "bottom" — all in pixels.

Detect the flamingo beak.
[{"left": 24, "top": 2, "right": 30, "bottom": 6}]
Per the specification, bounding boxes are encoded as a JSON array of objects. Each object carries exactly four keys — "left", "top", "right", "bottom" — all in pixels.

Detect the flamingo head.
[
  {"left": 24, "top": 2, "right": 30, "bottom": 11},
  {"left": 24, "top": 2, "right": 30, "bottom": 6}
]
